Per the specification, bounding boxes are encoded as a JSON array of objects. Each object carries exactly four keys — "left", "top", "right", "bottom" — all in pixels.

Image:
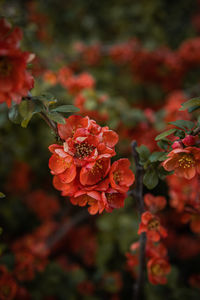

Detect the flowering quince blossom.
[
  {"left": 49, "top": 115, "right": 134, "bottom": 215},
  {"left": 144, "top": 193, "right": 166, "bottom": 213},
  {"left": 0, "top": 19, "right": 34, "bottom": 107},
  {"left": 147, "top": 257, "right": 171, "bottom": 285},
  {"left": 163, "top": 147, "right": 200, "bottom": 180},
  {"left": 138, "top": 211, "right": 167, "bottom": 242}
]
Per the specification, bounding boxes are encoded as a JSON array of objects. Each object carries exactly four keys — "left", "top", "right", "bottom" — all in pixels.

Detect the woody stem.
[
  {"left": 192, "top": 126, "right": 200, "bottom": 136},
  {"left": 39, "top": 111, "right": 59, "bottom": 139},
  {"left": 132, "top": 141, "right": 146, "bottom": 300},
  {"left": 25, "top": 93, "right": 61, "bottom": 141}
]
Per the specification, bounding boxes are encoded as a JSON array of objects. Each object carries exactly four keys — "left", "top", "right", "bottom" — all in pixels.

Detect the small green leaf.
[
  {"left": 157, "top": 140, "right": 170, "bottom": 150},
  {"left": 51, "top": 105, "right": 80, "bottom": 113},
  {"left": 149, "top": 152, "right": 167, "bottom": 162},
  {"left": 188, "top": 105, "right": 200, "bottom": 113},
  {"left": 0, "top": 192, "right": 5, "bottom": 198},
  {"left": 180, "top": 97, "right": 200, "bottom": 111},
  {"left": 155, "top": 129, "right": 177, "bottom": 141},
  {"left": 169, "top": 120, "right": 194, "bottom": 130},
  {"left": 47, "top": 112, "right": 66, "bottom": 124},
  {"left": 136, "top": 145, "right": 150, "bottom": 164},
  {"left": 18, "top": 100, "right": 44, "bottom": 128},
  {"left": 143, "top": 168, "right": 159, "bottom": 189}
]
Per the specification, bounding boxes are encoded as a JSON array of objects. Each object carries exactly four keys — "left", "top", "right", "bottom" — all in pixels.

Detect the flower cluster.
[
  {"left": 0, "top": 19, "right": 34, "bottom": 107},
  {"left": 137, "top": 194, "right": 170, "bottom": 284},
  {"left": 49, "top": 115, "right": 135, "bottom": 214}
]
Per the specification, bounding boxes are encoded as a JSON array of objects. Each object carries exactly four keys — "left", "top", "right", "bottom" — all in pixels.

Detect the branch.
[
  {"left": 192, "top": 126, "right": 200, "bottom": 136},
  {"left": 131, "top": 141, "right": 146, "bottom": 300},
  {"left": 39, "top": 111, "right": 60, "bottom": 139},
  {"left": 25, "top": 93, "right": 62, "bottom": 142}
]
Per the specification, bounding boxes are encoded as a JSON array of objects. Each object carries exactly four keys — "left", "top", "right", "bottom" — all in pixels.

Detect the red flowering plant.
[
  {"left": 0, "top": 19, "right": 34, "bottom": 107},
  {"left": 3, "top": 2, "right": 200, "bottom": 299}
]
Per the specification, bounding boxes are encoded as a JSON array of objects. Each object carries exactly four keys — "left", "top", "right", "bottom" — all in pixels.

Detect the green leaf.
[
  {"left": 158, "top": 166, "right": 173, "bottom": 180},
  {"left": 136, "top": 145, "right": 150, "bottom": 164},
  {"left": 19, "top": 102, "right": 34, "bottom": 128},
  {"left": 0, "top": 192, "right": 5, "bottom": 198},
  {"left": 169, "top": 120, "right": 195, "bottom": 130},
  {"left": 180, "top": 97, "right": 200, "bottom": 111},
  {"left": 8, "top": 105, "right": 22, "bottom": 124},
  {"left": 155, "top": 128, "right": 177, "bottom": 141},
  {"left": 157, "top": 139, "right": 170, "bottom": 150},
  {"left": 47, "top": 112, "right": 66, "bottom": 124},
  {"left": 188, "top": 105, "right": 200, "bottom": 113},
  {"left": 143, "top": 168, "right": 159, "bottom": 189},
  {"left": 18, "top": 100, "right": 44, "bottom": 128},
  {"left": 51, "top": 105, "right": 80, "bottom": 113},
  {"left": 149, "top": 152, "right": 167, "bottom": 162},
  {"left": 174, "top": 129, "right": 185, "bottom": 139}
]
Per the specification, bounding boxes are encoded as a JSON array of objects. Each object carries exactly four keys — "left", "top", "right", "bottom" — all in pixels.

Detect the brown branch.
[
  {"left": 39, "top": 111, "right": 59, "bottom": 139},
  {"left": 192, "top": 126, "right": 200, "bottom": 136},
  {"left": 131, "top": 141, "right": 146, "bottom": 300},
  {"left": 25, "top": 93, "right": 62, "bottom": 142}
]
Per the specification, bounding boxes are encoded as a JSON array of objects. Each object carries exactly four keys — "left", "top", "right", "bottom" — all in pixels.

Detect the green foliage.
[
  {"left": 169, "top": 120, "right": 195, "bottom": 130},
  {"left": 136, "top": 145, "right": 151, "bottom": 165},
  {"left": 155, "top": 129, "right": 177, "bottom": 141},
  {"left": 46, "top": 111, "right": 66, "bottom": 124},
  {"left": 143, "top": 168, "right": 159, "bottom": 190},
  {"left": 51, "top": 105, "right": 80, "bottom": 113},
  {"left": 180, "top": 97, "right": 200, "bottom": 111},
  {"left": 149, "top": 152, "right": 167, "bottom": 162}
]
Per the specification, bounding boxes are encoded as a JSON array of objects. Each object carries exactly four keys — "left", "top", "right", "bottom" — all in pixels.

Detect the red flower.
[
  {"left": 0, "top": 266, "right": 17, "bottom": 300},
  {"left": 147, "top": 257, "right": 171, "bottom": 285},
  {"left": 181, "top": 213, "right": 200, "bottom": 233},
  {"left": 71, "top": 191, "right": 104, "bottom": 215},
  {"left": 49, "top": 151, "right": 76, "bottom": 183},
  {"left": 146, "top": 241, "right": 168, "bottom": 259},
  {"left": 53, "top": 176, "right": 79, "bottom": 196},
  {"left": 64, "top": 131, "right": 99, "bottom": 167},
  {"left": 101, "top": 189, "right": 126, "bottom": 212},
  {"left": 80, "top": 157, "right": 110, "bottom": 185},
  {"left": 163, "top": 147, "right": 200, "bottom": 179},
  {"left": 61, "top": 72, "right": 95, "bottom": 94},
  {"left": 138, "top": 211, "right": 167, "bottom": 242},
  {"left": 109, "top": 158, "right": 135, "bottom": 193},
  {"left": 57, "top": 115, "right": 89, "bottom": 140},
  {"left": 144, "top": 193, "right": 166, "bottom": 213},
  {"left": 0, "top": 19, "right": 34, "bottom": 107}
]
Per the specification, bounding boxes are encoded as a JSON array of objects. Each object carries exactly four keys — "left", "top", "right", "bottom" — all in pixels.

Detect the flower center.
[
  {"left": 91, "top": 160, "right": 103, "bottom": 175},
  {"left": 148, "top": 218, "right": 160, "bottom": 230},
  {"left": 0, "top": 57, "right": 12, "bottom": 76},
  {"left": 75, "top": 142, "right": 94, "bottom": 159},
  {"left": 178, "top": 154, "right": 195, "bottom": 169},
  {"left": 113, "top": 171, "right": 121, "bottom": 184},
  {"left": 151, "top": 264, "right": 163, "bottom": 276},
  {"left": 106, "top": 193, "right": 116, "bottom": 203}
]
